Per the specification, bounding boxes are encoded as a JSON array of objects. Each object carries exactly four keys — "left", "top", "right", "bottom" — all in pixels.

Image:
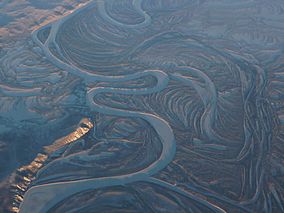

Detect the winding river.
[{"left": 7, "top": 0, "right": 281, "bottom": 212}]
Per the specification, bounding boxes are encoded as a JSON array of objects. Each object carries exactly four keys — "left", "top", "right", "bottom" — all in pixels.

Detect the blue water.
[{"left": 0, "top": 0, "right": 284, "bottom": 212}]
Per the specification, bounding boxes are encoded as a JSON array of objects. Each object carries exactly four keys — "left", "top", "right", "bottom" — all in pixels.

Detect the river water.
[{"left": 0, "top": 0, "right": 284, "bottom": 212}]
